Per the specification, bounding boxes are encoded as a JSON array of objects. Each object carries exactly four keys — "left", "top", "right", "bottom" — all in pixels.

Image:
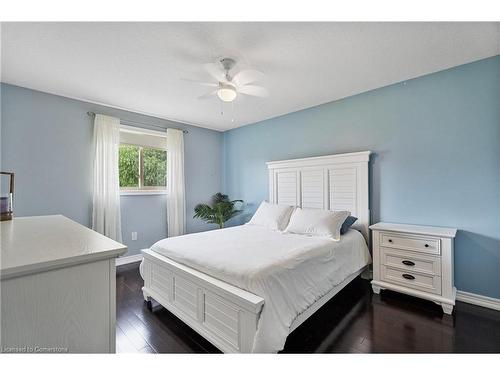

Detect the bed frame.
[{"left": 141, "top": 151, "right": 371, "bottom": 353}]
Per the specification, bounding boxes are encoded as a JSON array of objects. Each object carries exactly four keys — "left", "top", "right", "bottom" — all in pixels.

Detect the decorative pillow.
[
  {"left": 247, "top": 201, "right": 295, "bottom": 231},
  {"left": 284, "top": 207, "right": 350, "bottom": 241},
  {"left": 340, "top": 216, "right": 358, "bottom": 235}
]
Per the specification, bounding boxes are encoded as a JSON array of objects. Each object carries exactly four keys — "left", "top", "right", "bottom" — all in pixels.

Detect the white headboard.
[{"left": 267, "top": 151, "right": 371, "bottom": 242}]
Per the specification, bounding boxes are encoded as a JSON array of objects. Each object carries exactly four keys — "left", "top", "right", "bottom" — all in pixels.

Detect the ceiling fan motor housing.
[{"left": 220, "top": 57, "right": 237, "bottom": 71}]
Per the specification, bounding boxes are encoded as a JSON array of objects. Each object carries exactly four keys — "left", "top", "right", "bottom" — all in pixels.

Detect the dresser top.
[
  {"left": 369, "top": 222, "right": 457, "bottom": 238},
  {"left": 1, "top": 215, "right": 127, "bottom": 279}
]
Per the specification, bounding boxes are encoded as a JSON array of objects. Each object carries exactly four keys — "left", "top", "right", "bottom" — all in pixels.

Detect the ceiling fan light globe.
[{"left": 217, "top": 87, "right": 237, "bottom": 102}]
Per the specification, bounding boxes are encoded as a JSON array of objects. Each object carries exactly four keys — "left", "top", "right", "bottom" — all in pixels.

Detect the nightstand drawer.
[
  {"left": 380, "top": 247, "right": 441, "bottom": 276},
  {"left": 381, "top": 265, "right": 441, "bottom": 295},
  {"left": 380, "top": 232, "right": 440, "bottom": 255}
]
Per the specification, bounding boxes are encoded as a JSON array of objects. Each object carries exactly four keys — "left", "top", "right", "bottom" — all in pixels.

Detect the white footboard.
[{"left": 140, "top": 249, "right": 264, "bottom": 353}]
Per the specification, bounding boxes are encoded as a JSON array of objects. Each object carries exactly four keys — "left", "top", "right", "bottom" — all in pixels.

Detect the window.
[{"left": 118, "top": 127, "right": 167, "bottom": 192}]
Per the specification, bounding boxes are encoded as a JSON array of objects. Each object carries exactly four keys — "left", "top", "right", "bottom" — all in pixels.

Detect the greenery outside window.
[{"left": 118, "top": 129, "right": 167, "bottom": 192}]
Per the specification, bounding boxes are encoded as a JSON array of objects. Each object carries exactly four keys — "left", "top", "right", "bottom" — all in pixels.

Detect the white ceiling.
[{"left": 1, "top": 22, "right": 499, "bottom": 131}]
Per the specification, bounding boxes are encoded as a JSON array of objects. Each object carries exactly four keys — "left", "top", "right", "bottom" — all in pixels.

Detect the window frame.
[{"left": 119, "top": 142, "right": 167, "bottom": 194}]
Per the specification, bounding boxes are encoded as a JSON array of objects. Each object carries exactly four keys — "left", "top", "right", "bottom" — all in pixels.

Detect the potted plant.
[{"left": 193, "top": 193, "right": 243, "bottom": 229}]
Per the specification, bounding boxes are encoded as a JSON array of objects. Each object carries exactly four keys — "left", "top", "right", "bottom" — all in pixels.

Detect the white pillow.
[
  {"left": 284, "top": 207, "right": 350, "bottom": 241},
  {"left": 247, "top": 201, "right": 295, "bottom": 231}
]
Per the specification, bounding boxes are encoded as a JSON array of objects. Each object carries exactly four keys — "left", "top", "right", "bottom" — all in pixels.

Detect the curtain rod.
[{"left": 86, "top": 111, "right": 189, "bottom": 134}]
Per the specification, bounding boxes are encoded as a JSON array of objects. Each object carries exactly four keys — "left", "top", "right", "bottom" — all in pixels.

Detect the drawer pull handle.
[
  {"left": 402, "top": 260, "right": 415, "bottom": 266},
  {"left": 402, "top": 273, "right": 415, "bottom": 280},
  {"left": 424, "top": 244, "right": 429, "bottom": 248},
  {"left": 388, "top": 239, "right": 393, "bottom": 243}
]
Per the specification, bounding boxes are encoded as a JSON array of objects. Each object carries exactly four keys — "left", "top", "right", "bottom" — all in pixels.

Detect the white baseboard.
[
  {"left": 116, "top": 253, "right": 143, "bottom": 266},
  {"left": 457, "top": 290, "right": 500, "bottom": 311}
]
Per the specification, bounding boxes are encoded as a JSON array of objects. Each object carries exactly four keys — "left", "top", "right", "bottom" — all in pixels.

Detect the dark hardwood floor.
[{"left": 116, "top": 263, "right": 500, "bottom": 353}]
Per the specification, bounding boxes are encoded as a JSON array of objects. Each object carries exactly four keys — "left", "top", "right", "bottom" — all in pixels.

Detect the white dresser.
[
  {"left": 370, "top": 222, "right": 457, "bottom": 314},
  {"left": 1, "top": 215, "right": 126, "bottom": 353}
]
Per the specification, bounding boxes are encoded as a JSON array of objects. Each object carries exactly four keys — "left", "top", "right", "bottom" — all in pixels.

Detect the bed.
[{"left": 140, "top": 151, "right": 372, "bottom": 353}]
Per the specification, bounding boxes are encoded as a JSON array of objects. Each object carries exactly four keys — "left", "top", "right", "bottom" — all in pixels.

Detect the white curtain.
[
  {"left": 166, "top": 128, "right": 186, "bottom": 237},
  {"left": 92, "top": 114, "right": 123, "bottom": 242}
]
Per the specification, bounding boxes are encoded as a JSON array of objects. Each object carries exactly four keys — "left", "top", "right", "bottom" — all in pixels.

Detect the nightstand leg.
[
  {"left": 441, "top": 303, "right": 454, "bottom": 315},
  {"left": 372, "top": 284, "right": 381, "bottom": 294}
]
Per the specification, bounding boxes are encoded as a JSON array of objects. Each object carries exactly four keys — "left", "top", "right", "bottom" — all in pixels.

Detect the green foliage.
[
  {"left": 193, "top": 193, "right": 243, "bottom": 229},
  {"left": 119, "top": 145, "right": 139, "bottom": 187},
  {"left": 119, "top": 144, "right": 167, "bottom": 188},
  {"left": 143, "top": 148, "right": 167, "bottom": 187}
]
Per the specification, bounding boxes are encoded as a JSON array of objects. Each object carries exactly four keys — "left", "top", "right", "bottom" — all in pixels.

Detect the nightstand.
[{"left": 370, "top": 222, "right": 457, "bottom": 314}]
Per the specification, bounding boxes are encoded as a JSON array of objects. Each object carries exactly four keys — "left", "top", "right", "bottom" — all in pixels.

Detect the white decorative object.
[
  {"left": 92, "top": 113, "right": 122, "bottom": 242},
  {"left": 166, "top": 128, "right": 186, "bottom": 237},
  {"left": 284, "top": 207, "right": 350, "bottom": 240},
  {"left": 247, "top": 201, "right": 295, "bottom": 231},
  {"left": 370, "top": 222, "right": 457, "bottom": 314},
  {"left": 1, "top": 215, "right": 126, "bottom": 353},
  {"left": 141, "top": 151, "right": 371, "bottom": 352}
]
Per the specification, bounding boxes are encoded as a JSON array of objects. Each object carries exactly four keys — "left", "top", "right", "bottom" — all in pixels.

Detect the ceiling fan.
[{"left": 186, "top": 57, "right": 269, "bottom": 102}]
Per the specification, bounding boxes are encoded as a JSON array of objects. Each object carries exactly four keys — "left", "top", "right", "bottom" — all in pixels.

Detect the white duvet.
[{"left": 150, "top": 224, "right": 371, "bottom": 353}]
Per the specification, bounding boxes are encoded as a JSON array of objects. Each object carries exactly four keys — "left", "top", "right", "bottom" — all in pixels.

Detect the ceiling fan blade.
[
  {"left": 197, "top": 90, "right": 217, "bottom": 100},
  {"left": 181, "top": 78, "right": 218, "bottom": 87},
  {"left": 238, "top": 85, "right": 269, "bottom": 98},
  {"left": 232, "top": 69, "right": 265, "bottom": 87},
  {"left": 203, "top": 63, "right": 226, "bottom": 82}
]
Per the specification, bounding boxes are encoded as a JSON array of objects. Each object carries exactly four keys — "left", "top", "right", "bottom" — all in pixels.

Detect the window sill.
[{"left": 120, "top": 190, "right": 167, "bottom": 196}]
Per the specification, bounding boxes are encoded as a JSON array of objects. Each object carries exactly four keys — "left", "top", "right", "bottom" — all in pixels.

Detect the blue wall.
[
  {"left": 0, "top": 83, "right": 224, "bottom": 256},
  {"left": 224, "top": 56, "right": 500, "bottom": 298}
]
